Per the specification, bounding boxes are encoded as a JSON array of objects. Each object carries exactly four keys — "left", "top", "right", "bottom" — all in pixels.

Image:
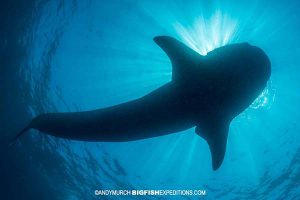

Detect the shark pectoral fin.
[
  {"left": 153, "top": 36, "right": 202, "bottom": 81},
  {"left": 195, "top": 120, "right": 230, "bottom": 170}
]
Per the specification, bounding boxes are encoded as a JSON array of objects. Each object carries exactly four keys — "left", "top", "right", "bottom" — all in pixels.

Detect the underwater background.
[{"left": 1, "top": 0, "right": 300, "bottom": 199}]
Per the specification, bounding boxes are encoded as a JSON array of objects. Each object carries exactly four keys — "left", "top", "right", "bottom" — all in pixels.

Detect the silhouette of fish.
[{"left": 13, "top": 36, "right": 271, "bottom": 170}]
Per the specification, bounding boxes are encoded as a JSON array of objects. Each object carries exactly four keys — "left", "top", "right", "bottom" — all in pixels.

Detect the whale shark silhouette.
[{"left": 13, "top": 36, "right": 271, "bottom": 170}]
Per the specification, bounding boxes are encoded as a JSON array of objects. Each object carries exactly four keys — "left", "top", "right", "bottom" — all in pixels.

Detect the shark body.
[{"left": 14, "top": 36, "right": 271, "bottom": 170}]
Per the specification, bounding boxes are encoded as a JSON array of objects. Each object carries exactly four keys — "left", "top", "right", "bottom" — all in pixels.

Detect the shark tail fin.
[
  {"left": 195, "top": 119, "right": 230, "bottom": 170},
  {"left": 9, "top": 125, "right": 31, "bottom": 146}
]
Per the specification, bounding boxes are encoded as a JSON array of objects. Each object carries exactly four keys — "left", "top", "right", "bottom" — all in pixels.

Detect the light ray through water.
[{"left": 175, "top": 10, "right": 238, "bottom": 56}]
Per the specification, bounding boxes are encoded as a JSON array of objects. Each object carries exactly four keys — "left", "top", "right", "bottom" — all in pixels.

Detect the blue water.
[{"left": 1, "top": 0, "right": 300, "bottom": 199}]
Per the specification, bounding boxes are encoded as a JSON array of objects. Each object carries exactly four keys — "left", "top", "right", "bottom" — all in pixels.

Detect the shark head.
[{"left": 204, "top": 43, "right": 271, "bottom": 117}]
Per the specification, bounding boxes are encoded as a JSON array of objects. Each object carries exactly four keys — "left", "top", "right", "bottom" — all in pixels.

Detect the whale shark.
[{"left": 13, "top": 36, "right": 271, "bottom": 170}]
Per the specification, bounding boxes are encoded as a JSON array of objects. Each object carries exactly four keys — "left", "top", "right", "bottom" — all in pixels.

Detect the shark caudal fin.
[
  {"left": 9, "top": 125, "right": 31, "bottom": 146},
  {"left": 154, "top": 36, "right": 203, "bottom": 81},
  {"left": 195, "top": 120, "right": 230, "bottom": 170}
]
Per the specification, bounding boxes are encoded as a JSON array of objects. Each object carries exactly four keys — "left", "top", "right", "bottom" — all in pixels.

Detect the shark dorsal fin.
[
  {"left": 195, "top": 119, "right": 230, "bottom": 170},
  {"left": 154, "top": 36, "right": 202, "bottom": 81}
]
